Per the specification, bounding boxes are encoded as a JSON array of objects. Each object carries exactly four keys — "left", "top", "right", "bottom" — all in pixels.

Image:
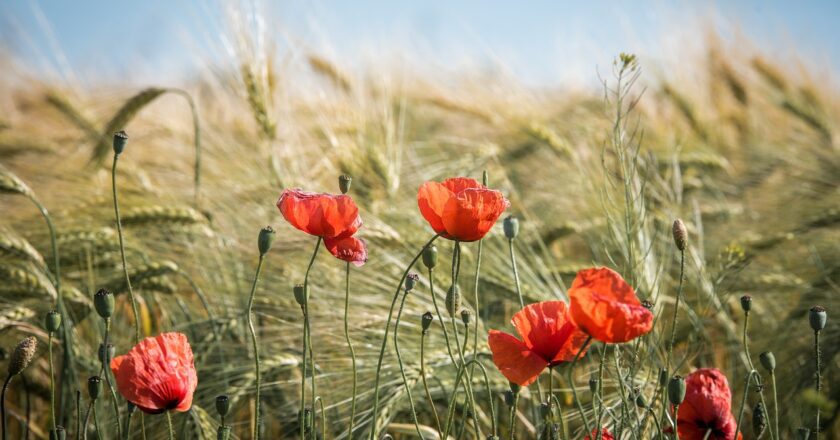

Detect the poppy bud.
[
  {"left": 752, "top": 402, "right": 766, "bottom": 437},
  {"left": 509, "top": 382, "right": 521, "bottom": 394},
  {"left": 94, "top": 288, "right": 115, "bottom": 319},
  {"left": 258, "top": 226, "right": 276, "bottom": 255},
  {"left": 460, "top": 309, "right": 473, "bottom": 326},
  {"left": 445, "top": 284, "right": 461, "bottom": 317},
  {"left": 113, "top": 130, "right": 128, "bottom": 155},
  {"left": 589, "top": 377, "right": 599, "bottom": 394},
  {"left": 338, "top": 175, "right": 352, "bottom": 194},
  {"left": 422, "top": 245, "right": 438, "bottom": 270},
  {"left": 294, "top": 284, "right": 308, "bottom": 307},
  {"left": 659, "top": 368, "right": 668, "bottom": 387},
  {"left": 809, "top": 306, "right": 827, "bottom": 332},
  {"left": 421, "top": 312, "right": 433, "bottom": 334},
  {"left": 216, "top": 425, "right": 231, "bottom": 440},
  {"left": 672, "top": 219, "right": 688, "bottom": 251},
  {"left": 44, "top": 310, "right": 62, "bottom": 333},
  {"left": 740, "top": 295, "right": 752, "bottom": 313},
  {"left": 98, "top": 343, "right": 115, "bottom": 364},
  {"left": 49, "top": 427, "right": 66, "bottom": 440},
  {"left": 405, "top": 273, "right": 419, "bottom": 292},
  {"left": 503, "top": 216, "right": 519, "bottom": 240},
  {"left": 759, "top": 351, "right": 776, "bottom": 372},
  {"left": 503, "top": 390, "right": 515, "bottom": 406},
  {"left": 795, "top": 427, "right": 811, "bottom": 440},
  {"left": 88, "top": 376, "right": 102, "bottom": 400},
  {"left": 668, "top": 376, "right": 686, "bottom": 405},
  {"left": 8, "top": 336, "right": 37, "bottom": 376},
  {"left": 635, "top": 391, "right": 647, "bottom": 408},
  {"left": 216, "top": 394, "right": 231, "bottom": 418}
]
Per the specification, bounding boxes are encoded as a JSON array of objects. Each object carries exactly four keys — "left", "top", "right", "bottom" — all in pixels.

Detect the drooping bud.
[
  {"left": 672, "top": 219, "right": 688, "bottom": 251},
  {"left": 338, "top": 175, "right": 352, "bottom": 194},
  {"left": 98, "top": 343, "right": 115, "bottom": 365},
  {"left": 88, "top": 376, "right": 102, "bottom": 400},
  {"left": 460, "top": 309, "right": 473, "bottom": 326},
  {"left": 94, "top": 288, "right": 115, "bottom": 319},
  {"left": 759, "top": 351, "right": 776, "bottom": 372},
  {"left": 405, "top": 273, "right": 419, "bottom": 292},
  {"left": 752, "top": 402, "right": 766, "bottom": 437},
  {"left": 740, "top": 295, "right": 752, "bottom": 313},
  {"left": 809, "top": 306, "right": 827, "bottom": 332},
  {"left": 503, "top": 390, "right": 515, "bottom": 406},
  {"left": 795, "top": 427, "right": 811, "bottom": 440},
  {"left": 422, "top": 245, "right": 438, "bottom": 270},
  {"left": 668, "top": 376, "right": 686, "bottom": 405},
  {"left": 294, "top": 284, "right": 309, "bottom": 307},
  {"left": 445, "top": 284, "right": 461, "bottom": 317},
  {"left": 49, "top": 426, "right": 66, "bottom": 440},
  {"left": 421, "top": 312, "right": 433, "bottom": 334},
  {"left": 258, "top": 226, "right": 276, "bottom": 255},
  {"left": 8, "top": 336, "right": 37, "bottom": 376},
  {"left": 113, "top": 131, "right": 128, "bottom": 155},
  {"left": 503, "top": 216, "right": 519, "bottom": 240},
  {"left": 44, "top": 310, "right": 62, "bottom": 333},
  {"left": 216, "top": 395, "right": 231, "bottom": 418}
]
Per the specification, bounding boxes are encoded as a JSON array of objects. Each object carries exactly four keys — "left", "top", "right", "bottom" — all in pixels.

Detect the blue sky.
[{"left": 2, "top": 1, "right": 839, "bottom": 87}]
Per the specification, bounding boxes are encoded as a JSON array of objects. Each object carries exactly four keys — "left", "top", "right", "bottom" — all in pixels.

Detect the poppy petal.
[
  {"left": 277, "top": 189, "right": 362, "bottom": 239},
  {"left": 324, "top": 236, "right": 368, "bottom": 267},
  {"left": 487, "top": 330, "right": 548, "bottom": 386},
  {"left": 568, "top": 267, "right": 653, "bottom": 343},
  {"left": 510, "top": 301, "right": 588, "bottom": 364},
  {"left": 417, "top": 181, "right": 454, "bottom": 235},
  {"left": 441, "top": 177, "right": 483, "bottom": 194},
  {"left": 441, "top": 188, "right": 510, "bottom": 242},
  {"left": 676, "top": 368, "right": 740, "bottom": 439}
]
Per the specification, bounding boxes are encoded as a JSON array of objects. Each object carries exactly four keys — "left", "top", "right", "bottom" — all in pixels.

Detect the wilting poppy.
[
  {"left": 487, "top": 301, "right": 588, "bottom": 386},
  {"left": 584, "top": 429, "right": 616, "bottom": 440},
  {"left": 277, "top": 189, "right": 362, "bottom": 239},
  {"left": 673, "top": 368, "right": 742, "bottom": 440},
  {"left": 568, "top": 267, "right": 653, "bottom": 343},
  {"left": 417, "top": 177, "right": 510, "bottom": 242},
  {"left": 324, "top": 236, "right": 368, "bottom": 267},
  {"left": 111, "top": 332, "right": 197, "bottom": 414}
]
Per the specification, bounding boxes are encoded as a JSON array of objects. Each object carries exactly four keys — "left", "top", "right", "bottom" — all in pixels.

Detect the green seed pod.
[
  {"left": 633, "top": 387, "right": 647, "bottom": 408},
  {"left": 672, "top": 219, "right": 688, "bottom": 251},
  {"left": 422, "top": 245, "right": 438, "bottom": 270},
  {"left": 659, "top": 368, "right": 668, "bottom": 387},
  {"left": 113, "top": 131, "right": 128, "bottom": 155},
  {"left": 809, "top": 306, "right": 827, "bottom": 332},
  {"left": 44, "top": 310, "right": 62, "bottom": 333},
  {"left": 795, "top": 427, "right": 811, "bottom": 440},
  {"left": 94, "top": 288, "right": 115, "bottom": 319},
  {"left": 258, "top": 226, "right": 276, "bottom": 255},
  {"left": 503, "top": 216, "right": 519, "bottom": 240},
  {"left": 338, "top": 175, "right": 352, "bottom": 194},
  {"left": 8, "top": 336, "right": 37, "bottom": 376},
  {"left": 509, "top": 382, "right": 521, "bottom": 394},
  {"left": 752, "top": 402, "right": 766, "bottom": 437},
  {"left": 740, "top": 295, "right": 752, "bottom": 313},
  {"left": 668, "top": 376, "right": 686, "bottom": 405},
  {"left": 215, "top": 395, "right": 231, "bottom": 418},
  {"left": 759, "top": 351, "right": 776, "bottom": 372},
  {"left": 294, "top": 284, "right": 308, "bottom": 307},
  {"left": 405, "top": 273, "right": 419, "bottom": 292},
  {"left": 460, "top": 309, "right": 473, "bottom": 326},
  {"left": 88, "top": 376, "right": 102, "bottom": 400},
  {"left": 49, "top": 427, "right": 66, "bottom": 440},
  {"left": 216, "top": 425, "right": 231, "bottom": 440},
  {"left": 503, "top": 390, "right": 515, "bottom": 406},
  {"left": 98, "top": 343, "right": 115, "bottom": 364},
  {"left": 421, "top": 312, "right": 433, "bottom": 333},
  {"left": 445, "top": 284, "right": 461, "bottom": 317}
]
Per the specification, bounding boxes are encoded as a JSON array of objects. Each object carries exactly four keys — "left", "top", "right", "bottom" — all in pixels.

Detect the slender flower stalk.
[
  {"left": 425, "top": 249, "right": 456, "bottom": 365},
  {"left": 44, "top": 311, "right": 61, "bottom": 434},
  {"left": 419, "top": 312, "right": 442, "bottom": 437},
  {"left": 809, "top": 306, "right": 826, "bottom": 439},
  {"left": 82, "top": 400, "right": 93, "bottom": 440},
  {"left": 508, "top": 390, "right": 519, "bottom": 440},
  {"left": 568, "top": 336, "right": 593, "bottom": 434},
  {"left": 111, "top": 131, "right": 141, "bottom": 343},
  {"left": 246, "top": 226, "right": 274, "bottom": 440},
  {"left": 393, "top": 277, "right": 424, "bottom": 437},
  {"left": 666, "top": 222, "right": 686, "bottom": 372},
  {"left": 735, "top": 296, "right": 774, "bottom": 440},
  {"left": 343, "top": 262, "right": 358, "bottom": 436},
  {"left": 165, "top": 412, "right": 174, "bottom": 440}
]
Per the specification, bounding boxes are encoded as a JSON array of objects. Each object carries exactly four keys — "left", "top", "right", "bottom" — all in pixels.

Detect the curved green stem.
[
  {"left": 770, "top": 371, "right": 779, "bottom": 440},
  {"left": 449, "top": 241, "right": 481, "bottom": 438},
  {"left": 509, "top": 391, "right": 519, "bottom": 440},
  {"left": 313, "top": 397, "right": 326, "bottom": 440},
  {"left": 735, "top": 370, "right": 759, "bottom": 436},
  {"left": 468, "top": 237, "right": 483, "bottom": 382},
  {"left": 165, "top": 411, "right": 174, "bottom": 440},
  {"left": 394, "top": 288, "right": 424, "bottom": 437},
  {"left": 428, "top": 268, "right": 456, "bottom": 365},
  {"left": 420, "top": 330, "right": 443, "bottom": 438},
  {"left": 814, "top": 330, "right": 821, "bottom": 439},
  {"left": 92, "top": 405, "right": 103, "bottom": 440},
  {"left": 299, "top": 237, "right": 321, "bottom": 439},
  {"left": 100, "top": 321, "right": 122, "bottom": 439},
  {"left": 594, "top": 343, "right": 607, "bottom": 438},
  {"left": 1, "top": 375, "right": 11, "bottom": 440},
  {"left": 123, "top": 410, "right": 133, "bottom": 440},
  {"left": 112, "top": 154, "right": 141, "bottom": 343},
  {"left": 48, "top": 333, "right": 56, "bottom": 431},
  {"left": 304, "top": 238, "right": 321, "bottom": 436},
  {"left": 568, "top": 336, "right": 593, "bottom": 434},
  {"left": 82, "top": 401, "right": 93, "bottom": 440},
  {"left": 246, "top": 254, "right": 266, "bottom": 440},
  {"left": 740, "top": 312, "right": 774, "bottom": 440},
  {"left": 672, "top": 404, "right": 680, "bottom": 440},
  {"left": 343, "top": 263, "right": 358, "bottom": 436}
]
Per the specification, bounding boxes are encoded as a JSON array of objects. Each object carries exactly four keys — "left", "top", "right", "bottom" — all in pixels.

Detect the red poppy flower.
[
  {"left": 674, "top": 368, "right": 743, "bottom": 440},
  {"left": 324, "top": 236, "right": 368, "bottom": 267},
  {"left": 568, "top": 267, "right": 653, "bottom": 343},
  {"left": 584, "top": 429, "right": 615, "bottom": 440},
  {"left": 110, "top": 332, "right": 198, "bottom": 414},
  {"left": 417, "top": 177, "right": 510, "bottom": 242},
  {"left": 277, "top": 189, "right": 362, "bottom": 239},
  {"left": 487, "top": 301, "right": 588, "bottom": 386}
]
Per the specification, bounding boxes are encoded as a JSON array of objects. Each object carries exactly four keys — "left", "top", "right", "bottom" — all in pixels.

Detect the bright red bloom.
[
  {"left": 417, "top": 177, "right": 510, "bottom": 242},
  {"left": 584, "top": 429, "right": 615, "bottom": 440},
  {"left": 487, "top": 301, "right": 588, "bottom": 387},
  {"left": 110, "top": 332, "right": 197, "bottom": 414},
  {"left": 568, "top": 267, "right": 653, "bottom": 343},
  {"left": 277, "top": 189, "right": 362, "bottom": 239},
  {"left": 324, "top": 236, "right": 368, "bottom": 267},
  {"left": 675, "top": 368, "right": 743, "bottom": 440}
]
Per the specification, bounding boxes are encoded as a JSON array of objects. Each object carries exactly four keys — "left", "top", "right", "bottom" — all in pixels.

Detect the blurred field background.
[{"left": 0, "top": 1, "right": 838, "bottom": 438}]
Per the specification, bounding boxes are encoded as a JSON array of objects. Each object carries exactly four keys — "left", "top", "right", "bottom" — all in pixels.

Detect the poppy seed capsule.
[
  {"left": 98, "top": 343, "right": 115, "bottom": 364},
  {"left": 88, "top": 376, "right": 102, "bottom": 400},
  {"left": 338, "top": 175, "right": 352, "bottom": 194},
  {"left": 809, "top": 306, "right": 827, "bottom": 332},
  {"left": 215, "top": 394, "right": 231, "bottom": 418},
  {"left": 740, "top": 295, "right": 752, "bottom": 313},
  {"left": 460, "top": 309, "right": 473, "bottom": 326},
  {"left": 45, "top": 310, "right": 62, "bottom": 333},
  {"left": 113, "top": 130, "right": 128, "bottom": 155},
  {"left": 94, "top": 288, "right": 115, "bottom": 319},
  {"left": 503, "top": 216, "right": 519, "bottom": 240},
  {"left": 635, "top": 390, "right": 647, "bottom": 408},
  {"left": 445, "top": 284, "right": 461, "bottom": 317},
  {"left": 759, "top": 351, "right": 776, "bottom": 372},
  {"left": 668, "top": 376, "right": 686, "bottom": 405},
  {"left": 8, "top": 336, "right": 37, "bottom": 376},
  {"left": 405, "top": 273, "right": 419, "bottom": 292},
  {"left": 258, "top": 226, "right": 275, "bottom": 255},
  {"left": 672, "top": 219, "right": 688, "bottom": 251},
  {"left": 49, "top": 426, "right": 66, "bottom": 440},
  {"left": 422, "top": 245, "right": 438, "bottom": 270},
  {"left": 293, "top": 284, "right": 308, "bottom": 307},
  {"left": 421, "top": 312, "right": 433, "bottom": 333}
]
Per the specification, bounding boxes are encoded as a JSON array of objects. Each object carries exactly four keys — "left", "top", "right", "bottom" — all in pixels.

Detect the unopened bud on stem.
[
  {"left": 338, "top": 175, "right": 352, "bottom": 194},
  {"left": 672, "top": 219, "right": 688, "bottom": 251},
  {"left": 8, "top": 336, "right": 37, "bottom": 376},
  {"left": 809, "top": 306, "right": 827, "bottom": 332}
]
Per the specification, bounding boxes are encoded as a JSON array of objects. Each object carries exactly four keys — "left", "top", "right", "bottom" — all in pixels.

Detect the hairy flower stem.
[
  {"left": 441, "top": 359, "right": 485, "bottom": 439},
  {"left": 568, "top": 336, "right": 593, "bottom": 434},
  {"left": 123, "top": 411, "right": 133, "bottom": 440},
  {"left": 82, "top": 401, "right": 93, "bottom": 440},
  {"left": 672, "top": 404, "right": 680, "bottom": 440},
  {"left": 300, "top": 238, "right": 321, "bottom": 440},
  {"left": 92, "top": 406, "right": 103, "bottom": 440},
  {"left": 99, "top": 321, "right": 121, "bottom": 439},
  {"left": 111, "top": 154, "right": 140, "bottom": 343},
  {"left": 428, "top": 268, "right": 456, "bottom": 364},
  {"left": 1, "top": 376, "right": 10, "bottom": 440},
  {"left": 246, "top": 253, "right": 266, "bottom": 440},
  {"left": 594, "top": 343, "right": 608, "bottom": 439},
  {"left": 738, "top": 312, "right": 774, "bottom": 440},
  {"left": 394, "top": 288, "right": 424, "bottom": 437},
  {"left": 769, "top": 371, "right": 779, "bottom": 440},
  {"left": 814, "top": 330, "right": 821, "bottom": 439},
  {"left": 419, "top": 329, "right": 443, "bottom": 437},
  {"left": 343, "top": 263, "right": 358, "bottom": 437},
  {"left": 48, "top": 333, "right": 56, "bottom": 431},
  {"left": 666, "top": 250, "right": 685, "bottom": 373},
  {"left": 507, "top": 237, "right": 544, "bottom": 407},
  {"left": 368, "top": 234, "right": 440, "bottom": 439},
  {"left": 468, "top": 237, "right": 483, "bottom": 381},
  {"left": 165, "top": 412, "right": 174, "bottom": 440},
  {"left": 735, "top": 370, "right": 759, "bottom": 436},
  {"left": 509, "top": 392, "right": 520, "bottom": 440},
  {"left": 450, "top": 241, "right": 481, "bottom": 437}
]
